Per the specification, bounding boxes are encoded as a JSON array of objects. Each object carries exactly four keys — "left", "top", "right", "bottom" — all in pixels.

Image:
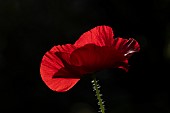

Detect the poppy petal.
[
  {"left": 51, "top": 44, "right": 76, "bottom": 53},
  {"left": 40, "top": 44, "right": 80, "bottom": 92},
  {"left": 70, "top": 44, "right": 126, "bottom": 72},
  {"left": 113, "top": 38, "right": 140, "bottom": 58},
  {"left": 54, "top": 51, "right": 93, "bottom": 76},
  {"left": 74, "top": 25, "right": 114, "bottom": 47}
]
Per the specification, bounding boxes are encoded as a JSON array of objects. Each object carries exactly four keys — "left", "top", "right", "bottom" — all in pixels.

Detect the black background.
[{"left": 0, "top": 0, "right": 169, "bottom": 113}]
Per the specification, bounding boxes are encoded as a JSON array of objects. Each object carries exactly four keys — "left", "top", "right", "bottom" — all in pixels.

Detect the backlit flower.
[{"left": 40, "top": 25, "right": 140, "bottom": 92}]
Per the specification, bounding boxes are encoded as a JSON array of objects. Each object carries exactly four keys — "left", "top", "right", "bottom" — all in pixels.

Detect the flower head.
[{"left": 40, "top": 25, "right": 140, "bottom": 92}]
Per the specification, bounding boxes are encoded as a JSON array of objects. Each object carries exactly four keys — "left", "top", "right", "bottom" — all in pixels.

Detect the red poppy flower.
[{"left": 40, "top": 25, "right": 140, "bottom": 92}]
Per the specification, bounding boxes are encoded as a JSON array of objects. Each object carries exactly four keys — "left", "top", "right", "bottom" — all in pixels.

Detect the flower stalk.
[{"left": 92, "top": 77, "right": 105, "bottom": 113}]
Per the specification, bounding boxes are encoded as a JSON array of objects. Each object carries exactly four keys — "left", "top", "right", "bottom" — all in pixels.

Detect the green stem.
[{"left": 92, "top": 77, "right": 105, "bottom": 113}]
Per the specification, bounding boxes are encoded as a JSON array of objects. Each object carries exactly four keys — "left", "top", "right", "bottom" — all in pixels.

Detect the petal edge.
[{"left": 74, "top": 25, "right": 114, "bottom": 47}]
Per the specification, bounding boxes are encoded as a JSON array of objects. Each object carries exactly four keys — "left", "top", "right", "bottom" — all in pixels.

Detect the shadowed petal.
[
  {"left": 55, "top": 52, "right": 90, "bottom": 76},
  {"left": 40, "top": 44, "right": 80, "bottom": 92},
  {"left": 70, "top": 44, "right": 126, "bottom": 72},
  {"left": 74, "top": 25, "right": 114, "bottom": 47}
]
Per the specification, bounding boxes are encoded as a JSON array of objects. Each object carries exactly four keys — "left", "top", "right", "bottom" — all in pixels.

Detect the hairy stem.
[{"left": 92, "top": 77, "right": 105, "bottom": 113}]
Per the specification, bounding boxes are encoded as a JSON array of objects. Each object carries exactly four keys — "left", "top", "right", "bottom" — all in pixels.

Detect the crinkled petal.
[
  {"left": 40, "top": 44, "right": 80, "bottom": 92},
  {"left": 74, "top": 25, "right": 114, "bottom": 47},
  {"left": 113, "top": 38, "right": 140, "bottom": 58},
  {"left": 70, "top": 44, "right": 126, "bottom": 72}
]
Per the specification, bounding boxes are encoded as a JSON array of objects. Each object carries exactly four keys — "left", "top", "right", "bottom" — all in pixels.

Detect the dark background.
[{"left": 0, "top": 0, "right": 169, "bottom": 113}]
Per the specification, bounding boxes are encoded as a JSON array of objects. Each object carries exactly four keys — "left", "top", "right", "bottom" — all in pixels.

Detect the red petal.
[
  {"left": 40, "top": 44, "right": 80, "bottom": 92},
  {"left": 70, "top": 44, "right": 126, "bottom": 72},
  {"left": 51, "top": 44, "right": 76, "bottom": 53},
  {"left": 74, "top": 25, "right": 114, "bottom": 47},
  {"left": 55, "top": 52, "right": 88, "bottom": 76},
  {"left": 113, "top": 38, "right": 140, "bottom": 59}
]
